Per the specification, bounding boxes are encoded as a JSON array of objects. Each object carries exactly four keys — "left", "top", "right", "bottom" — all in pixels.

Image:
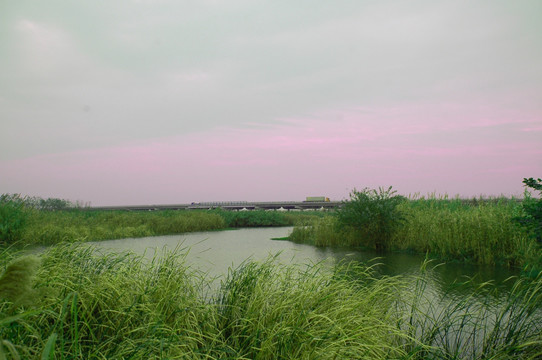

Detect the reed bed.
[
  {"left": 2, "top": 209, "right": 323, "bottom": 247},
  {"left": 212, "top": 209, "right": 323, "bottom": 228},
  {"left": 0, "top": 244, "right": 541, "bottom": 359},
  {"left": 396, "top": 262, "right": 542, "bottom": 359},
  {"left": 19, "top": 210, "right": 227, "bottom": 246},
  {"left": 290, "top": 197, "right": 540, "bottom": 268},
  {"left": 392, "top": 197, "right": 531, "bottom": 266}
]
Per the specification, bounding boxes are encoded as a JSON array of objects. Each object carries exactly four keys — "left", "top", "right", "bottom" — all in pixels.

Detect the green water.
[{"left": 90, "top": 227, "right": 520, "bottom": 296}]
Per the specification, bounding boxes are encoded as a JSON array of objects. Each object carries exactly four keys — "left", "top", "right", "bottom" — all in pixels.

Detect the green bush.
[
  {"left": 0, "top": 194, "right": 29, "bottom": 245},
  {"left": 217, "top": 210, "right": 291, "bottom": 227},
  {"left": 514, "top": 177, "right": 542, "bottom": 244},
  {"left": 337, "top": 187, "right": 406, "bottom": 251}
]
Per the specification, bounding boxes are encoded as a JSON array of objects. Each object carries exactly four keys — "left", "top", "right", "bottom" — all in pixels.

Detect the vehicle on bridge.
[{"left": 304, "top": 196, "right": 330, "bottom": 202}]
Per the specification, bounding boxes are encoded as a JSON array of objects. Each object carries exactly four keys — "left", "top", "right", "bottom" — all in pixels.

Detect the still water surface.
[
  {"left": 89, "top": 227, "right": 537, "bottom": 356},
  {"left": 89, "top": 227, "right": 520, "bottom": 295}
]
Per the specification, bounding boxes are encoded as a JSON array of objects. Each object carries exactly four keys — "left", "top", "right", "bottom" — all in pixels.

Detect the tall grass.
[
  {"left": 0, "top": 244, "right": 216, "bottom": 358},
  {"left": 397, "top": 262, "right": 542, "bottom": 359},
  {"left": 216, "top": 258, "right": 406, "bottom": 359},
  {"left": 0, "top": 244, "right": 406, "bottom": 359},
  {"left": 291, "top": 196, "right": 540, "bottom": 267},
  {"left": 214, "top": 209, "right": 306, "bottom": 228},
  {"left": 390, "top": 197, "right": 533, "bottom": 266},
  {"left": 0, "top": 244, "right": 541, "bottom": 359},
  {"left": 289, "top": 216, "right": 355, "bottom": 247},
  {"left": 3, "top": 208, "right": 323, "bottom": 247},
  {"left": 18, "top": 210, "right": 227, "bottom": 246}
]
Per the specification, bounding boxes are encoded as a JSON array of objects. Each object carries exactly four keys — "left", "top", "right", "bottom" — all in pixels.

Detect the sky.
[{"left": 1, "top": 0, "right": 541, "bottom": 206}]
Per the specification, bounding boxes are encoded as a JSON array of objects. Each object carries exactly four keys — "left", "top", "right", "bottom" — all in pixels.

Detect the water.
[
  {"left": 89, "top": 227, "right": 520, "bottom": 294},
  {"left": 82, "top": 228, "right": 541, "bottom": 357}
]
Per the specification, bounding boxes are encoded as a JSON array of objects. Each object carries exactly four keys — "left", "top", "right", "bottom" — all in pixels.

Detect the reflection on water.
[
  {"left": 84, "top": 227, "right": 539, "bottom": 357},
  {"left": 89, "top": 226, "right": 521, "bottom": 298}
]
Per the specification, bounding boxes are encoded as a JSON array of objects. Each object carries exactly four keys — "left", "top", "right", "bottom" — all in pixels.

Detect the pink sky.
[
  {"left": 1, "top": 1, "right": 541, "bottom": 205},
  {"left": 2, "top": 103, "right": 540, "bottom": 205}
]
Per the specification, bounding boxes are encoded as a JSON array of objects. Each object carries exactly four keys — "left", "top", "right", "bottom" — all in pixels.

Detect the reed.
[
  {"left": 18, "top": 210, "right": 228, "bottom": 246},
  {"left": 397, "top": 262, "right": 542, "bottom": 359},
  {"left": 216, "top": 258, "right": 407, "bottom": 359},
  {"left": 0, "top": 255, "right": 40, "bottom": 307},
  {"left": 291, "top": 196, "right": 540, "bottom": 267},
  {"left": 390, "top": 197, "right": 531, "bottom": 266},
  {"left": 5, "top": 209, "right": 323, "bottom": 247},
  {"left": 0, "top": 244, "right": 541, "bottom": 359}
]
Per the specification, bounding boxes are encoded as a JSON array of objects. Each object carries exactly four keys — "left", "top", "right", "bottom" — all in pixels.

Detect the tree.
[
  {"left": 337, "top": 187, "right": 406, "bottom": 252},
  {"left": 515, "top": 177, "right": 542, "bottom": 244}
]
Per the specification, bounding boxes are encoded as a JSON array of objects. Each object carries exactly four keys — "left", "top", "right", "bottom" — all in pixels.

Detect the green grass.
[
  {"left": 212, "top": 209, "right": 323, "bottom": 228},
  {"left": 0, "top": 244, "right": 540, "bottom": 359},
  {"left": 396, "top": 262, "right": 542, "bottom": 359},
  {"left": 0, "top": 207, "right": 324, "bottom": 247},
  {"left": 290, "top": 196, "right": 541, "bottom": 268},
  {"left": 391, "top": 197, "right": 534, "bottom": 266}
]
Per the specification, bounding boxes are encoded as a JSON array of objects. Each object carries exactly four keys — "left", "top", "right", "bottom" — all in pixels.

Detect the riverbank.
[
  {"left": 2, "top": 195, "right": 540, "bottom": 269},
  {"left": 1, "top": 208, "right": 324, "bottom": 248},
  {"left": 1, "top": 243, "right": 540, "bottom": 359},
  {"left": 290, "top": 197, "right": 542, "bottom": 269}
]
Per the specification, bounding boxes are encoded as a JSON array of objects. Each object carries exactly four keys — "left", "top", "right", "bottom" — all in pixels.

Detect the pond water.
[
  {"left": 84, "top": 227, "right": 540, "bottom": 356},
  {"left": 89, "top": 227, "right": 520, "bottom": 296}
]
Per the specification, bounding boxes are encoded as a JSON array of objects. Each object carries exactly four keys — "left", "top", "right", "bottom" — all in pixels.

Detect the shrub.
[
  {"left": 0, "top": 194, "right": 29, "bottom": 245},
  {"left": 337, "top": 187, "right": 406, "bottom": 251},
  {"left": 514, "top": 177, "right": 542, "bottom": 244}
]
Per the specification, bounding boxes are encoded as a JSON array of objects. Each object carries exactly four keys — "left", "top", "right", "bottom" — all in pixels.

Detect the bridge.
[{"left": 90, "top": 201, "right": 342, "bottom": 212}]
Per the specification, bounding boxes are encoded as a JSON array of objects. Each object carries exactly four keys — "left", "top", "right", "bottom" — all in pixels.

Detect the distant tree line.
[{"left": 0, "top": 194, "right": 90, "bottom": 211}]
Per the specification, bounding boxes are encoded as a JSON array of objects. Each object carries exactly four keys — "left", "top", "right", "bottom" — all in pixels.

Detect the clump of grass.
[
  {"left": 289, "top": 216, "right": 357, "bottom": 248},
  {"left": 291, "top": 195, "right": 540, "bottom": 267},
  {"left": 216, "top": 257, "right": 408, "bottom": 359},
  {"left": 0, "top": 244, "right": 217, "bottom": 358},
  {"left": 391, "top": 196, "right": 530, "bottom": 266},
  {"left": 0, "top": 244, "right": 409, "bottom": 358},
  {"left": 397, "top": 262, "right": 542, "bottom": 359},
  {"left": 1, "top": 244, "right": 540, "bottom": 358},
  {"left": 0, "top": 255, "right": 40, "bottom": 307}
]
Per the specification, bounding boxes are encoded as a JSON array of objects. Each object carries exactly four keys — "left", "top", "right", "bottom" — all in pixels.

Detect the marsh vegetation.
[
  {"left": 290, "top": 183, "right": 542, "bottom": 270},
  {"left": 0, "top": 244, "right": 541, "bottom": 359},
  {"left": 0, "top": 196, "right": 322, "bottom": 248},
  {"left": 1, "top": 179, "right": 541, "bottom": 358}
]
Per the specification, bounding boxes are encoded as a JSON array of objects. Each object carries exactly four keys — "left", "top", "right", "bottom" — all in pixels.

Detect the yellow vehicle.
[{"left": 305, "top": 196, "right": 330, "bottom": 202}]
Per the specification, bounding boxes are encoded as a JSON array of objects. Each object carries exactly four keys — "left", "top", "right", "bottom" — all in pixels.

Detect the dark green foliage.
[
  {"left": 217, "top": 210, "right": 292, "bottom": 227},
  {"left": 337, "top": 187, "right": 406, "bottom": 251},
  {"left": 0, "top": 194, "right": 29, "bottom": 245},
  {"left": 514, "top": 177, "right": 542, "bottom": 244},
  {"left": 33, "top": 197, "right": 73, "bottom": 211}
]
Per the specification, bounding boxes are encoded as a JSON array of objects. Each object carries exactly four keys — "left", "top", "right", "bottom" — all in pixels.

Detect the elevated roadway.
[{"left": 90, "top": 201, "right": 342, "bottom": 211}]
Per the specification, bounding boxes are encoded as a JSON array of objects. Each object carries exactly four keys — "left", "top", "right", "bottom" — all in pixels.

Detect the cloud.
[
  {"left": 1, "top": 0, "right": 541, "bottom": 202},
  {"left": 1, "top": 102, "right": 540, "bottom": 204}
]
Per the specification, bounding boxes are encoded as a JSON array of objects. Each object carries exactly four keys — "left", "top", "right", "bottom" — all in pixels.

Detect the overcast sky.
[{"left": 1, "top": 0, "right": 541, "bottom": 205}]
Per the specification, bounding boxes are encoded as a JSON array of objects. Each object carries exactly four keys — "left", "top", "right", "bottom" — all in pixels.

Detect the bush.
[
  {"left": 217, "top": 210, "right": 291, "bottom": 228},
  {"left": 336, "top": 187, "right": 406, "bottom": 251},
  {"left": 514, "top": 177, "right": 542, "bottom": 244},
  {"left": 0, "top": 194, "right": 29, "bottom": 245}
]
